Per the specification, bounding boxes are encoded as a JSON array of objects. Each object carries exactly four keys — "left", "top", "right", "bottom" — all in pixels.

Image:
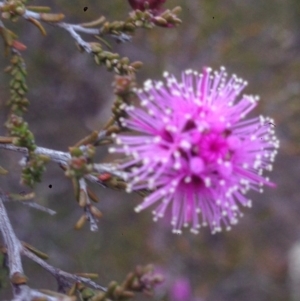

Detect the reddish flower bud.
[
  {"left": 98, "top": 173, "right": 111, "bottom": 181},
  {"left": 12, "top": 40, "right": 27, "bottom": 51},
  {"left": 127, "top": 0, "right": 166, "bottom": 11}
]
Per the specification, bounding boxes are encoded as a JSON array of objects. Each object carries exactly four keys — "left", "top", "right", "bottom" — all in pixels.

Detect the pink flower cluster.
[
  {"left": 110, "top": 67, "right": 279, "bottom": 234},
  {"left": 127, "top": 0, "right": 166, "bottom": 11}
]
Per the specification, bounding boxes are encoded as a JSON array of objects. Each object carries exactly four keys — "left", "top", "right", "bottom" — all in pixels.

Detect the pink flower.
[
  {"left": 127, "top": 0, "right": 166, "bottom": 11},
  {"left": 110, "top": 67, "right": 279, "bottom": 234},
  {"left": 170, "top": 277, "right": 192, "bottom": 301}
]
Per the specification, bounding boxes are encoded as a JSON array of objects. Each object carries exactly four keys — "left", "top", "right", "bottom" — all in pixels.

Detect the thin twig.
[
  {"left": 20, "top": 201, "right": 56, "bottom": 215},
  {"left": 79, "top": 178, "right": 98, "bottom": 232},
  {"left": 22, "top": 247, "right": 106, "bottom": 292},
  {"left": 56, "top": 23, "right": 95, "bottom": 53},
  {"left": 3, "top": 192, "right": 56, "bottom": 215},
  {"left": 11, "top": 285, "right": 70, "bottom": 301},
  {"left": 0, "top": 192, "right": 23, "bottom": 276}
]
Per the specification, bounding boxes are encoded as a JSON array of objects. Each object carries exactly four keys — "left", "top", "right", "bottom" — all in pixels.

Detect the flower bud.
[{"left": 127, "top": 0, "right": 166, "bottom": 12}]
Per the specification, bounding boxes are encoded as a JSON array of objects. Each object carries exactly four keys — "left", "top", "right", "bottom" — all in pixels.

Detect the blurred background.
[{"left": 0, "top": 0, "right": 300, "bottom": 300}]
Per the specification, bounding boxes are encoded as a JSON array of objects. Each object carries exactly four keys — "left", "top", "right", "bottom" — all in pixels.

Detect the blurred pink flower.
[
  {"left": 110, "top": 67, "right": 279, "bottom": 234},
  {"left": 170, "top": 277, "right": 192, "bottom": 301},
  {"left": 127, "top": 0, "right": 166, "bottom": 11}
]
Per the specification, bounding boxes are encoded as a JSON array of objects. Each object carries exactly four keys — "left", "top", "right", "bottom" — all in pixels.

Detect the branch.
[
  {"left": 0, "top": 190, "right": 105, "bottom": 300},
  {"left": 78, "top": 178, "right": 99, "bottom": 232},
  {"left": 0, "top": 143, "right": 126, "bottom": 180},
  {"left": 0, "top": 192, "right": 74, "bottom": 301},
  {"left": 56, "top": 23, "right": 97, "bottom": 53},
  {"left": 0, "top": 192, "right": 23, "bottom": 277},
  {"left": 22, "top": 247, "right": 106, "bottom": 293},
  {"left": 19, "top": 4, "right": 131, "bottom": 49},
  {"left": 11, "top": 285, "right": 72, "bottom": 301},
  {"left": 4, "top": 192, "right": 56, "bottom": 216}
]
